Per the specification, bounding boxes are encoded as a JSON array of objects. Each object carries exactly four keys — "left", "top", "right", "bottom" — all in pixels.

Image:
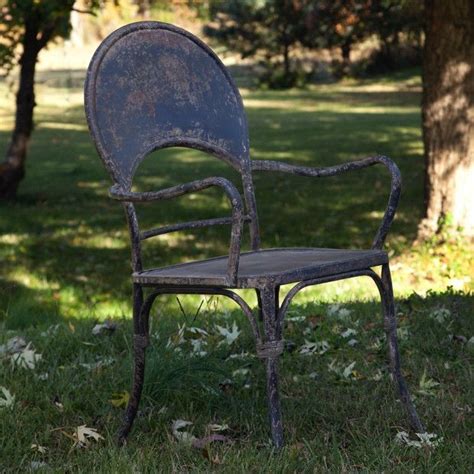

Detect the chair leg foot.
[
  {"left": 381, "top": 265, "right": 425, "bottom": 433},
  {"left": 117, "top": 334, "right": 148, "bottom": 445}
]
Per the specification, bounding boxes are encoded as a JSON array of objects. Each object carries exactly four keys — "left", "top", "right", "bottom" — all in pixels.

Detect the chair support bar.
[
  {"left": 140, "top": 286, "right": 261, "bottom": 342},
  {"left": 140, "top": 215, "right": 251, "bottom": 240},
  {"left": 252, "top": 155, "right": 401, "bottom": 249},
  {"left": 278, "top": 268, "right": 379, "bottom": 326}
]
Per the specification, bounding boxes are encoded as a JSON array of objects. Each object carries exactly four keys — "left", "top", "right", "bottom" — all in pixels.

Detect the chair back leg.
[{"left": 379, "top": 264, "right": 425, "bottom": 433}]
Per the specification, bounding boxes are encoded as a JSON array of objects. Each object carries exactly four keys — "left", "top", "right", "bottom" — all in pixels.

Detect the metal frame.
[{"left": 84, "top": 21, "right": 424, "bottom": 449}]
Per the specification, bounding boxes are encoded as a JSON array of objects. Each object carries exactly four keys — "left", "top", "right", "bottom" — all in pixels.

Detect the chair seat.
[{"left": 133, "top": 247, "right": 388, "bottom": 288}]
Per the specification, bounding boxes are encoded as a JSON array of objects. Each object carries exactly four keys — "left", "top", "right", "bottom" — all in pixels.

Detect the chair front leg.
[
  {"left": 257, "top": 285, "right": 285, "bottom": 449},
  {"left": 380, "top": 264, "right": 425, "bottom": 433},
  {"left": 118, "top": 284, "right": 151, "bottom": 445}
]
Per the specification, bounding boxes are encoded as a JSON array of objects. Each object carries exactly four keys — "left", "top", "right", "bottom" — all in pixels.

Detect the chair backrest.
[{"left": 85, "top": 21, "right": 260, "bottom": 249}]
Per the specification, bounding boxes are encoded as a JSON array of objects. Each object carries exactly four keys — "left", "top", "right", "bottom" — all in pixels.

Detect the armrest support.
[
  {"left": 110, "top": 177, "right": 244, "bottom": 285},
  {"left": 252, "top": 155, "right": 401, "bottom": 249}
]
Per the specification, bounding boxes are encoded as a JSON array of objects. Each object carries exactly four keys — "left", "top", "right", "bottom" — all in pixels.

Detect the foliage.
[
  {"left": 204, "top": 0, "right": 312, "bottom": 88},
  {"left": 302, "top": 0, "right": 374, "bottom": 75},
  {"left": 0, "top": 0, "right": 99, "bottom": 76},
  {"left": 204, "top": 0, "right": 424, "bottom": 86}
]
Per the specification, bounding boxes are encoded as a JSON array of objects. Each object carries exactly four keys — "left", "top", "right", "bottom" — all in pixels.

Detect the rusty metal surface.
[
  {"left": 84, "top": 21, "right": 423, "bottom": 449},
  {"left": 85, "top": 22, "right": 250, "bottom": 185}
]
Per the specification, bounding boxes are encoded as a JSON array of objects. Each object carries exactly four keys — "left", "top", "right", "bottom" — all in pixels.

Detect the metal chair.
[{"left": 84, "top": 21, "right": 424, "bottom": 449}]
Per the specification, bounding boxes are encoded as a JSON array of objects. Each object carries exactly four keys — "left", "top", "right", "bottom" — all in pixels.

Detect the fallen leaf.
[
  {"left": 192, "top": 434, "right": 231, "bottom": 449},
  {"left": 430, "top": 307, "right": 451, "bottom": 324},
  {"left": 172, "top": 419, "right": 196, "bottom": 444},
  {"left": 343, "top": 361, "right": 356, "bottom": 378},
  {"left": 208, "top": 423, "right": 230, "bottom": 432},
  {"left": 190, "top": 338, "right": 207, "bottom": 357},
  {"left": 79, "top": 357, "right": 114, "bottom": 371},
  {"left": 10, "top": 343, "right": 42, "bottom": 370},
  {"left": 167, "top": 323, "right": 186, "bottom": 348},
  {"left": 397, "top": 327, "right": 410, "bottom": 340},
  {"left": 92, "top": 320, "right": 117, "bottom": 335},
  {"left": 299, "top": 340, "right": 329, "bottom": 355},
  {"left": 418, "top": 370, "right": 439, "bottom": 396},
  {"left": 341, "top": 328, "right": 357, "bottom": 338},
  {"left": 395, "top": 430, "right": 443, "bottom": 448},
  {"left": 0, "top": 336, "right": 27, "bottom": 355},
  {"left": 328, "top": 359, "right": 357, "bottom": 379},
  {"left": 371, "top": 369, "right": 384, "bottom": 381},
  {"left": 31, "top": 444, "right": 47, "bottom": 454},
  {"left": 110, "top": 391, "right": 130, "bottom": 408},
  {"left": 188, "top": 327, "right": 209, "bottom": 337},
  {"left": 327, "top": 305, "right": 352, "bottom": 320},
  {"left": 73, "top": 425, "right": 104, "bottom": 448},
  {"left": 286, "top": 315, "right": 306, "bottom": 322},
  {"left": 52, "top": 395, "right": 64, "bottom": 412},
  {"left": 219, "top": 379, "right": 234, "bottom": 393},
  {"left": 232, "top": 368, "right": 250, "bottom": 378},
  {"left": 226, "top": 351, "right": 253, "bottom": 360},
  {"left": 0, "top": 386, "right": 15, "bottom": 409},
  {"left": 216, "top": 321, "right": 241, "bottom": 346},
  {"left": 40, "top": 325, "right": 60, "bottom": 337}
]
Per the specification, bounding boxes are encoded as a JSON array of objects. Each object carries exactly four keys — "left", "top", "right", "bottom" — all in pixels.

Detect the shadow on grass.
[{"left": 0, "top": 73, "right": 426, "bottom": 321}]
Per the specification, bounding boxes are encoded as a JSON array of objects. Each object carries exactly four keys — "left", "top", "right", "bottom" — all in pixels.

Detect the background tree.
[
  {"left": 420, "top": 0, "right": 474, "bottom": 236},
  {"left": 365, "top": 0, "right": 423, "bottom": 73},
  {"left": 303, "top": 0, "right": 372, "bottom": 75},
  {"left": 0, "top": 0, "right": 99, "bottom": 199},
  {"left": 205, "top": 0, "right": 311, "bottom": 88}
]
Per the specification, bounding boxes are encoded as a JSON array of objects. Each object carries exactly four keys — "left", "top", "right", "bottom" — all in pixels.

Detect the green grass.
[{"left": 0, "top": 67, "right": 473, "bottom": 471}]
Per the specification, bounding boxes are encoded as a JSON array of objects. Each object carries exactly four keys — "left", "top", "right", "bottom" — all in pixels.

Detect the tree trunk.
[
  {"left": 341, "top": 40, "right": 351, "bottom": 75},
  {"left": 282, "top": 40, "right": 291, "bottom": 81},
  {"left": 0, "top": 22, "right": 40, "bottom": 199},
  {"left": 420, "top": 0, "right": 474, "bottom": 237}
]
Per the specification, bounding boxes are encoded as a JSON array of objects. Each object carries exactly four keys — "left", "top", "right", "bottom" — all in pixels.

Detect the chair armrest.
[
  {"left": 251, "top": 155, "right": 401, "bottom": 249},
  {"left": 109, "top": 177, "right": 244, "bottom": 285}
]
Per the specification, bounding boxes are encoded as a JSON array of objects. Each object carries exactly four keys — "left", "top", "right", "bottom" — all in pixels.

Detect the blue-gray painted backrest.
[{"left": 84, "top": 22, "right": 250, "bottom": 188}]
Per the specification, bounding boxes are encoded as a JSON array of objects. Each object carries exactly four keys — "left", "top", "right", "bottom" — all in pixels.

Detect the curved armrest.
[
  {"left": 109, "top": 177, "right": 244, "bottom": 285},
  {"left": 252, "top": 155, "right": 401, "bottom": 249}
]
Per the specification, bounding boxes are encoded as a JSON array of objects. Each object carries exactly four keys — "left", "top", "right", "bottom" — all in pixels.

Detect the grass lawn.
[{"left": 0, "top": 63, "right": 473, "bottom": 471}]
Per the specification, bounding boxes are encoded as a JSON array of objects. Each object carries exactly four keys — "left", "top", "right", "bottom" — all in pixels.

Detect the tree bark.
[
  {"left": 420, "top": 0, "right": 474, "bottom": 237},
  {"left": 0, "top": 19, "right": 41, "bottom": 199}
]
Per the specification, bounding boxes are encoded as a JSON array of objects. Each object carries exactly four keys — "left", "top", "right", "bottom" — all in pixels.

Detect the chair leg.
[
  {"left": 118, "top": 284, "right": 150, "bottom": 445},
  {"left": 380, "top": 264, "right": 425, "bottom": 433},
  {"left": 257, "top": 286, "right": 284, "bottom": 449}
]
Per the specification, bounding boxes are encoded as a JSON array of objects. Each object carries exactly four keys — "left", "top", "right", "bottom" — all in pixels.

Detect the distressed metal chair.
[{"left": 84, "top": 21, "right": 424, "bottom": 448}]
